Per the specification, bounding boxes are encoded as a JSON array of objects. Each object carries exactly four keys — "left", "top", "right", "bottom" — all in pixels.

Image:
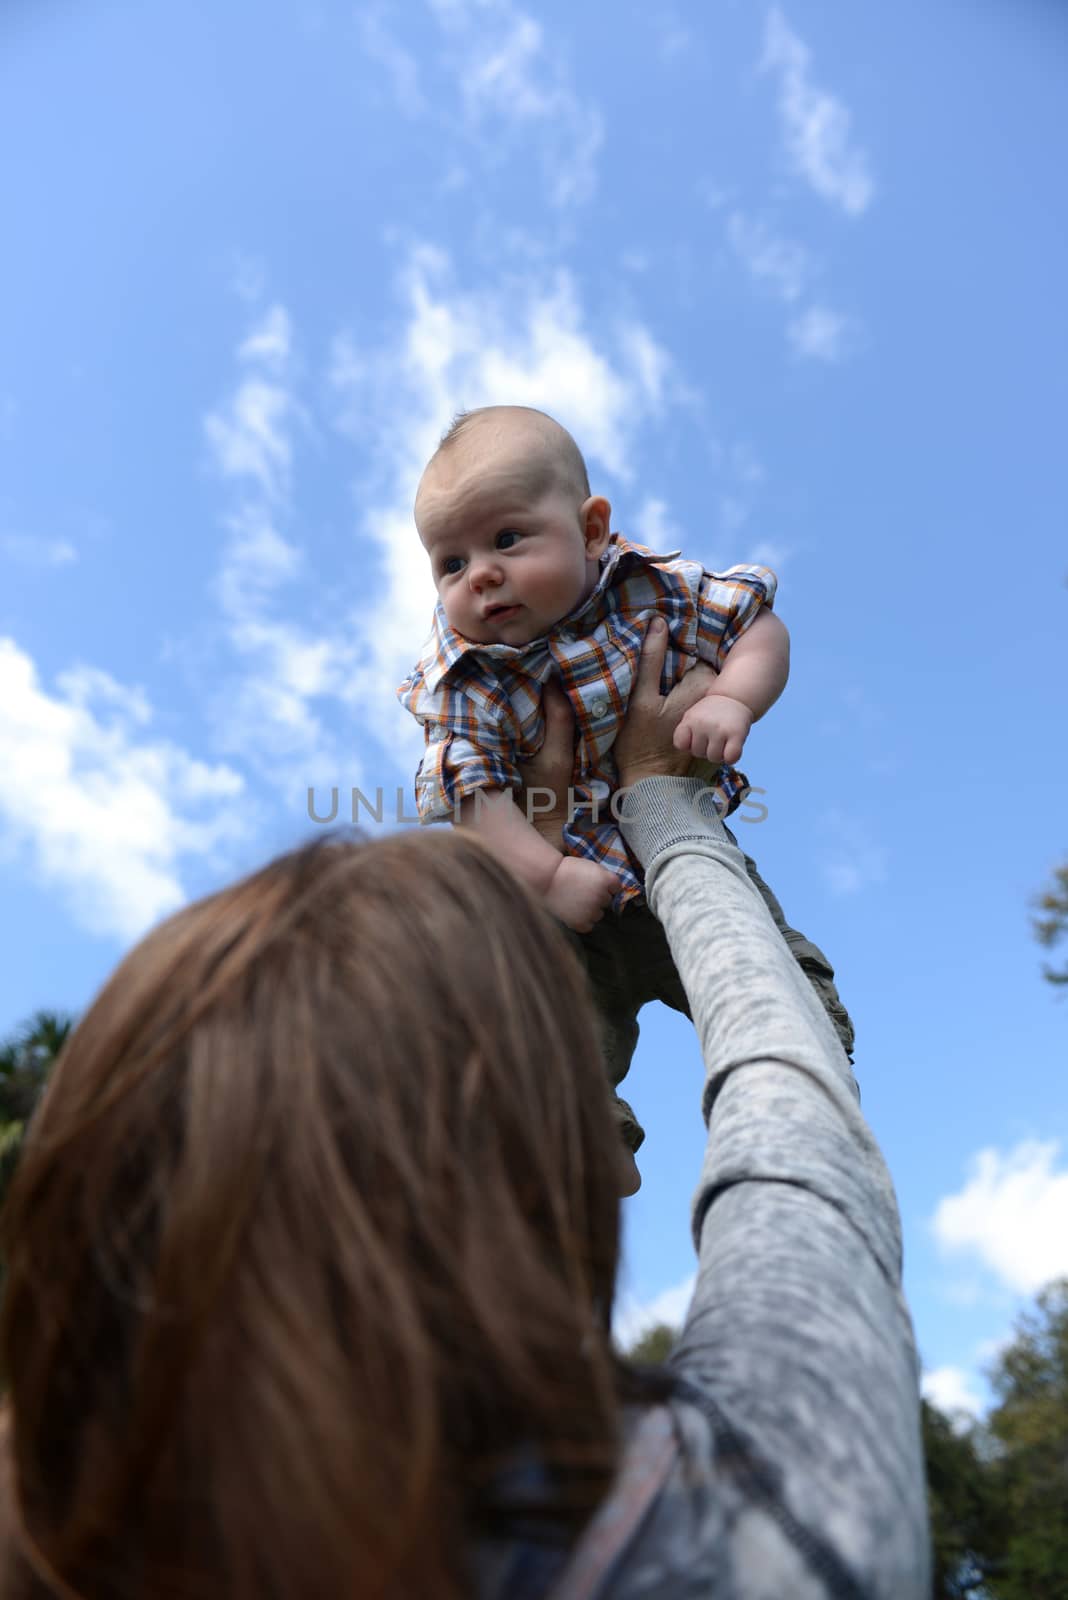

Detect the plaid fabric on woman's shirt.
[{"left": 396, "top": 535, "right": 776, "bottom": 905}]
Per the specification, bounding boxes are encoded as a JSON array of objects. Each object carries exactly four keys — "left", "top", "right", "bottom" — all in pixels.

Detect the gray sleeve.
[{"left": 619, "top": 777, "right": 930, "bottom": 1600}]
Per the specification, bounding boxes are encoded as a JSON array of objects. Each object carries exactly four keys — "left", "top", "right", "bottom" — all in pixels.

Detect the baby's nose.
[{"left": 468, "top": 555, "right": 503, "bottom": 589}]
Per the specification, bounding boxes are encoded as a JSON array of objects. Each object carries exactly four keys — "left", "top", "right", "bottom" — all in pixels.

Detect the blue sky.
[{"left": 2, "top": 0, "right": 1066, "bottom": 1417}]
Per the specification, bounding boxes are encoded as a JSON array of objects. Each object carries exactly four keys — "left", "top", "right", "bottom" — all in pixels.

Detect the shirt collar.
[{"left": 421, "top": 534, "right": 681, "bottom": 692}]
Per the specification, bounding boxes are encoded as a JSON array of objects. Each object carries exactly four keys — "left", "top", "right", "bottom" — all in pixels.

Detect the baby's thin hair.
[{"left": 436, "top": 406, "right": 592, "bottom": 499}]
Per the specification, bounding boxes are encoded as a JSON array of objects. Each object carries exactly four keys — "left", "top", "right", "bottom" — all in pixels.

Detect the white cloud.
[
  {"left": 724, "top": 218, "right": 860, "bottom": 366},
  {"left": 820, "top": 810, "right": 886, "bottom": 895},
  {"left": 229, "top": 253, "right": 266, "bottom": 305},
  {"left": 749, "top": 539, "right": 793, "bottom": 571},
  {"left": 1, "top": 533, "right": 77, "bottom": 568},
  {"left": 0, "top": 637, "right": 243, "bottom": 941},
  {"left": 726, "top": 212, "right": 810, "bottom": 303},
  {"left": 203, "top": 306, "right": 361, "bottom": 783},
  {"left": 329, "top": 245, "right": 677, "bottom": 736},
  {"left": 237, "top": 303, "right": 291, "bottom": 370},
  {"left": 730, "top": 443, "right": 765, "bottom": 487},
  {"left": 427, "top": 0, "right": 603, "bottom": 206},
  {"left": 633, "top": 497, "right": 682, "bottom": 550},
  {"left": 761, "top": 9, "right": 874, "bottom": 217},
  {"left": 922, "top": 1365, "right": 984, "bottom": 1426},
  {"left": 614, "top": 1272, "right": 696, "bottom": 1349},
  {"left": 788, "top": 305, "right": 857, "bottom": 364},
  {"left": 357, "top": 8, "right": 426, "bottom": 117},
  {"left": 932, "top": 1140, "right": 1068, "bottom": 1296},
  {"left": 214, "top": 504, "right": 301, "bottom": 620},
  {"left": 204, "top": 376, "right": 292, "bottom": 502}
]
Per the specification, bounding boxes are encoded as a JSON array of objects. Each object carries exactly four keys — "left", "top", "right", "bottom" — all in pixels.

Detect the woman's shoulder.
[{"left": 588, "top": 1390, "right": 828, "bottom": 1600}]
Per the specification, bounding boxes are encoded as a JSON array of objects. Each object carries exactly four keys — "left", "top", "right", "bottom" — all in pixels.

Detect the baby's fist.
[
  {"left": 673, "top": 695, "right": 753, "bottom": 765},
  {"left": 545, "top": 857, "right": 617, "bottom": 933}
]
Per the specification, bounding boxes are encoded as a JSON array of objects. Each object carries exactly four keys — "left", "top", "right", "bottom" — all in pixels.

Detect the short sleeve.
[
  {"left": 413, "top": 723, "right": 522, "bottom": 823},
  {"left": 695, "top": 565, "right": 777, "bottom": 670}
]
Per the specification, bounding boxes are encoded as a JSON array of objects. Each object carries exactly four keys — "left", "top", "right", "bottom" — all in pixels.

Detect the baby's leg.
[
  {"left": 567, "top": 907, "right": 673, "bottom": 1154},
  {"left": 725, "top": 833, "right": 857, "bottom": 1065}
]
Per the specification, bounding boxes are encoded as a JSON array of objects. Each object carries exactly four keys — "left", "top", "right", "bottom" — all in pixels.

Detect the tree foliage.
[
  {"left": 984, "top": 1279, "right": 1068, "bottom": 1599},
  {"left": 923, "top": 1400, "right": 1007, "bottom": 1598},
  {"left": 1033, "top": 861, "right": 1068, "bottom": 988},
  {"left": 624, "top": 1322, "right": 677, "bottom": 1366},
  {"left": 0, "top": 1010, "right": 73, "bottom": 1209}
]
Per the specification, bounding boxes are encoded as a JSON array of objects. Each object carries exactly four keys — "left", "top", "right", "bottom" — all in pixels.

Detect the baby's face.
[{"left": 416, "top": 444, "right": 604, "bottom": 646}]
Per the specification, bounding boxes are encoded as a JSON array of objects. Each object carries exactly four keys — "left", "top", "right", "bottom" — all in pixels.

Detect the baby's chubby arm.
[
  {"left": 457, "top": 790, "right": 617, "bottom": 933},
  {"left": 674, "top": 607, "right": 790, "bottom": 764}
]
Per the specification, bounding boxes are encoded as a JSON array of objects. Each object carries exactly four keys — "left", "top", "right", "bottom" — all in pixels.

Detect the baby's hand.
[
  {"left": 673, "top": 694, "right": 753, "bottom": 765},
  {"left": 545, "top": 857, "right": 617, "bottom": 933}
]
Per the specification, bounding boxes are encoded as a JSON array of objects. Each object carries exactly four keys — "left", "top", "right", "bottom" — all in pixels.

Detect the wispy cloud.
[
  {"left": 229, "top": 252, "right": 266, "bottom": 305},
  {"left": 329, "top": 244, "right": 678, "bottom": 736},
  {"left": 749, "top": 538, "right": 793, "bottom": 571},
  {"left": 237, "top": 303, "right": 292, "bottom": 370},
  {"left": 761, "top": 8, "right": 874, "bottom": 217},
  {"left": 820, "top": 809, "right": 886, "bottom": 895},
  {"left": 633, "top": 497, "right": 682, "bottom": 551},
  {"left": 426, "top": 0, "right": 603, "bottom": 206},
  {"left": 203, "top": 304, "right": 361, "bottom": 785},
  {"left": 655, "top": 10, "right": 692, "bottom": 63},
  {"left": 0, "top": 532, "right": 77, "bottom": 568},
  {"left": 932, "top": 1139, "right": 1068, "bottom": 1296},
  {"left": 204, "top": 305, "right": 296, "bottom": 501},
  {"left": 357, "top": 7, "right": 427, "bottom": 117},
  {"left": 788, "top": 304, "right": 858, "bottom": 364},
  {"left": 0, "top": 637, "right": 242, "bottom": 940},
  {"left": 726, "top": 211, "right": 810, "bottom": 303},
  {"left": 724, "top": 214, "right": 859, "bottom": 364}
]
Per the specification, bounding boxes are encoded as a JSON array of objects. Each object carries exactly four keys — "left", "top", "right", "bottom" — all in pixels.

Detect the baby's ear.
[{"left": 581, "top": 496, "right": 612, "bottom": 557}]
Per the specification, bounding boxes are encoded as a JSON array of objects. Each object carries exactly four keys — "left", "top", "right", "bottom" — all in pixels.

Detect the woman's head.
[{"left": 1, "top": 830, "right": 627, "bottom": 1600}]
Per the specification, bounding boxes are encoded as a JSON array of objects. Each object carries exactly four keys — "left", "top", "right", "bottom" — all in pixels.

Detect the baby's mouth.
[{"left": 484, "top": 603, "right": 521, "bottom": 621}]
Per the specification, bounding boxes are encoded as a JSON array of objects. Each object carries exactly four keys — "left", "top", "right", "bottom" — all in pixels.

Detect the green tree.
[
  {"left": 1033, "top": 862, "right": 1068, "bottom": 989},
  {"left": 0, "top": 1010, "right": 73, "bottom": 1209},
  {"left": 625, "top": 1322, "right": 677, "bottom": 1365},
  {"left": 984, "top": 1279, "right": 1068, "bottom": 1600},
  {"left": 922, "top": 1398, "right": 1007, "bottom": 1598}
]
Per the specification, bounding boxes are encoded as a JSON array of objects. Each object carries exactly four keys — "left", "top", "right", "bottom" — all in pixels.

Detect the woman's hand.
[
  {"left": 518, "top": 680, "right": 578, "bottom": 852},
  {"left": 614, "top": 618, "right": 718, "bottom": 788},
  {"left": 519, "top": 621, "right": 720, "bottom": 833}
]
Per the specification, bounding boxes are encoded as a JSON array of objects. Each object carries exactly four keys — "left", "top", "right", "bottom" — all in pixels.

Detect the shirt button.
[
  {"left": 558, "top": 626, "right": 576, "bottom": 643},
  {"left": 590, "top": 697, "right": 609, "bottom": 719}
]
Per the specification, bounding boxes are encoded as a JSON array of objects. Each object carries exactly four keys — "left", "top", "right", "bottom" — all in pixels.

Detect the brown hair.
[
  {"left": 0, "top": 830, "right": 638, "bottom": 1600},
  {"left": 434, "top": 406, "right": 592, "bottom": 500}
]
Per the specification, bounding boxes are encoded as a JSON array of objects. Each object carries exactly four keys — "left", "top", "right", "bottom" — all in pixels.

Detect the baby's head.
[{"left": 415, "top": 406, "right": 611, "bottom": 645}]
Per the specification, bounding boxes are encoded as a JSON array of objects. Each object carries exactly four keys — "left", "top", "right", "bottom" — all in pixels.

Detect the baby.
[{"left": 399, "top": 406, "right": 854, "bottom": 1156}]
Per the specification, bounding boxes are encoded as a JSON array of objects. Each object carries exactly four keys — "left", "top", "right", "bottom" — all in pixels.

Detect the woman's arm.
[{"left": 614, "top": 622, "right": 930, "bottom": 1599}]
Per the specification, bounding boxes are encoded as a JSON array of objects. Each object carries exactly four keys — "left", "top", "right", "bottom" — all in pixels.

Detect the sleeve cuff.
[{"left": 617, "top": 776, "right": 732, "bottom": 870}]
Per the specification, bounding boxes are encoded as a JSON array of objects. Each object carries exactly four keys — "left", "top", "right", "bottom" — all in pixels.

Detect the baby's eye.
[
  {"left": 441, "top": 555, "right": 465, "bottom": 577},
  {"left": 496, "top": 530, "right": 521, "bottom": 550}
]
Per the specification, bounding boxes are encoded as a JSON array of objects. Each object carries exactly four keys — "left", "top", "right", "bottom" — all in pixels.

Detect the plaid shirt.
[{"left": 396, "top": 535, "right": 776, "bottom": 905}]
